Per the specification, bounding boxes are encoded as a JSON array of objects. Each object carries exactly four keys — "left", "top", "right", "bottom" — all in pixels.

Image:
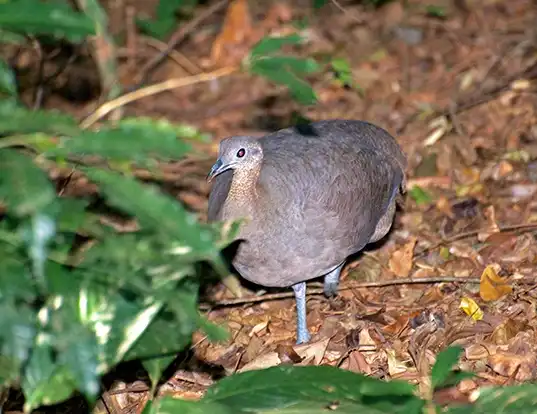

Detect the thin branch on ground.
[
  {"left": 135, "top": 0, "right": 229, "bottom": 87},
  {"left": 80, "top": 65, "right": 238, "bottom": 129},
  {"left": 200, "top": 276, "right": 481, "bottom": 308},
  {"left": 414, "top": 222, "right": 537, "bottom": 258},
  {"left": 396, "top": 59, "right": 537, "bottom": 135}
]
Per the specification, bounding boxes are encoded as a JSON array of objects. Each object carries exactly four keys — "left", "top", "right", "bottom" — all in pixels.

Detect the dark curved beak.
[{"left": 207, "top": 158, "right": 224, "bottom": 182}]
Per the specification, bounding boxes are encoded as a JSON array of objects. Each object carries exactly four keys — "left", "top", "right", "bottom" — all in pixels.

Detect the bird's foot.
[
  {"left": 323, "top": 281, "right": 339, "bottom": 298},
  {"left": 296, "top": 327, "right": 311, "bottom": 344},
  {"left": 323, "top": 264, "right": 343, "bottom": 298}
]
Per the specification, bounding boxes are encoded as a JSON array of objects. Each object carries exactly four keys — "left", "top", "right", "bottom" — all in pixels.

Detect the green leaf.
[
  {"left": 0, "top": 0, "right": 95, "bottom": 42},
  {"left": 84, "top": 168, "right": 219, "bottom": 255},
  {"left": 137, "top": 17, "right": 176, "bottom": 40},
  {"left": 197, "top": 315, "right": 229, "bottom": 342},
  {"left": 0, "top": 29, "right": 27, "bottom": 44},
  {"left": 136, "top": 0, "right": 196, "bottom": 40},
  {"left": 0, "top": 302, "right": 36, "bottom": 386},
  {"left": 246, "top": 34, "right": 319, "bottom": 105},
  {"left": 57, "top": 323, "right": 100, "bottom": 401},
  {"left": 431, "top": 345, "right": 463, "bottom": 389},
  {"left": 446, "top": 383, "right": 537, "bottom": 413},
  {"left": 408, "top": 186, "right": 433, "bottom": 205},
  {"left": 147, "top": 397, "right": 234, "bottom": 414},
  {"left": 50, "top": 119, "right": 194, "bottom": 163},
  {"left": 22, "top": 345, "right": 77, "bottom": 412},
  {"left": 250, "top": 33, "right": 304, "bottom": 57},
  {"left": 251, "top": 59, "right": 317, "bottom": 105},
  {"left": 0, "top": 253, "right": 36, "bottom": 301},
  {"left": 0, "top": 102, "right": 80, "bottom": 136},
  {"left": 0, "top": 58, "right": 17, "bottom": 98},
  {"left": 313, "top": 0, "right": 329, "bottom": 8},
  {"left": 0, "top": 150, "right": 56, "bottom": 217},
  {"left": 426, "top": 5, "right": 447, "bottom": 18},
  {"left": 202, "top": 365, "right": 423, "bottom": 413}
]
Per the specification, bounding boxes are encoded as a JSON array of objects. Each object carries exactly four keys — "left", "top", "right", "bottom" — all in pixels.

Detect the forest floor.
[{"left": 14, "top": 0, "right": 537, "bottom": 412}]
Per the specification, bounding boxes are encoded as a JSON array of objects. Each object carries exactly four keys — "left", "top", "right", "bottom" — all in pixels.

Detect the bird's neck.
[{"left": 223, "top": 167, "right": 260, "bottom": 219}]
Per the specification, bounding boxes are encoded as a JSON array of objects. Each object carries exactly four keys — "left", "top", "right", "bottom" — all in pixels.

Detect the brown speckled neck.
[{"left": 222, "top": 165, "right": 261, "bottom": 220}]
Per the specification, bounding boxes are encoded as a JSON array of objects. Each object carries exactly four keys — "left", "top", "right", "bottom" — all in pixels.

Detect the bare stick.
[
  {"left": 200, "top": 276, "right": 481, "bottom": 308},
  {"left": 135, "top": 0, "right": 229, "bottom": 86},
  {"left": 414, "top": 222, "right": 537, "bottom": 258},
  {"left": 80, "top": 66, "right": 237, "bottom": 129}
]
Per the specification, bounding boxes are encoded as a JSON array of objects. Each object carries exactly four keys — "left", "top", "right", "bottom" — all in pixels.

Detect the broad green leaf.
[
  {"left": 120, "top": 117, "right": 211, "bottom": 142},
  {"left": 250, "top": 60, "right": 317, "bottom": 105},
  {"left": 0, "top": 303, "right": 36, "bottom": 386},
  {"left": 431, "top": 345, "right": 463, "bottom": 389},
  {"left": 22, "top": 345, "right": 77, "bottom": 412},
  {"left": 146, "top": 397, "right": 234, "bottom": 414},
  {"left": 0, "top": 29, "right": 27, "bottom": 44},
  {"left": 0, "top": 150, "right": 56, "bottom": 217},
  {"left": 50, "top": 120, "right": 193, "bottom": 163},
  {"left": 138, "top": 282, "right": 201, "bottom": 384},
  {"left": 0, "top": 103, "right": 80, "bottom": 136},
  {"left": 137, "top": 0, "right": 197, "bottom": 40},
  {"left": 249, "top": 33, "right": 304, "bottom": 57},
  {"left": 426, "top": 5, "right": 447, "bottom": 18},
  {"left": 57, "top": 323, "right": 100, "bottom": 401},
  {"left": 197, "top": 315, "right": 229, "bottom": 342},
  {"left": 24, "top": 214, "right": 57, "bottom": 287},
  {"left": 0, "top": 253, "right": 35, "bottom": 301},
  {"left": 202, "top": 365, "right": 423, "bottom": 413},
  {"left": 0, "top": 58, "right": 17, "bottom": 98},
  {"left": 84, "top": 168, "right": 219, "bottom": 255},
  {"left": 313, "top": 0, "right": 328, "bottom": 8},
  {"left": 408, "top": 186, "right": 433, "bottom": 205},
  {"left": 446, "top": 383, "right": 537, "bottom": 413},
  {"left": 0, "top": 0, "right": 95, "bottom": 42},
  {"left": 255, "top": 55, "right": 320, "bottom": 75},
  {"left": 143, "top": 355, "right": 175, "bottom": 391},
  {"left": 137, "top": 17, "right": 176, "bottom": 40}
]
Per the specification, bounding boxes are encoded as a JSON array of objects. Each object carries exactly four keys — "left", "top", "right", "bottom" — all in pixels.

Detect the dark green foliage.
[
  {"left": 246, "top": 34, "right": 320, "bottom": 105},
  {"left": 137, "top": 0, "right": 198, "bottom": 40},
  {"left": 0, "top": 0, "right": 95, "bottom": 42}
]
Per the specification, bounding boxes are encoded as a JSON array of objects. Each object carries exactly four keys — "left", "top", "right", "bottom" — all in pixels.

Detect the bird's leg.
[
  {"left": 292, "top": 282, "right": 311, "bottom": 344},
  {"left": 323, "top": 263, "right": 344, "bottom": 298}
]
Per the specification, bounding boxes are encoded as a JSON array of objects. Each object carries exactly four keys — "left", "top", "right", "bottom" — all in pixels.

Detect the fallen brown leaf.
[
  {"left": 211, "top": 0, "right": 252, "bottom": 67},
  {"left": 389, "top": 237, "right": 417, "bottom": 277}
]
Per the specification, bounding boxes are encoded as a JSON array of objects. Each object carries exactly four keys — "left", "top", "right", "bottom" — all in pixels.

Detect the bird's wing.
[{"left": 207, "top": 169, "right": 233, "bottom": 221}]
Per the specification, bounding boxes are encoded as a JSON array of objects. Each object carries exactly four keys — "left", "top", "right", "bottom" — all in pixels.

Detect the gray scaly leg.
[
  {"left": 292, "top": 282, "right": 311, "bottom": 344},
  {"left": 323, "top": 263, "right": 344, "bottom": 298}
]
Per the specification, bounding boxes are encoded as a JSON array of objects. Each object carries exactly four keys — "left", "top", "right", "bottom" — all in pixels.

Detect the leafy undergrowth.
[{"left": 2, "top": 0, "right": 537, "bottom": 413}]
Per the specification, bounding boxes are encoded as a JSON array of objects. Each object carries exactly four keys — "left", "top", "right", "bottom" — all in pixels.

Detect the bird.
[{"left": 206, "top": 119, "right": 407, "bottom": 344}]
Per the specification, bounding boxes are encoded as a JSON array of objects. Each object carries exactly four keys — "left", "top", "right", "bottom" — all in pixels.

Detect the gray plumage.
[{"left": 207, "top": 119, "right": 406, "bottom": 343}]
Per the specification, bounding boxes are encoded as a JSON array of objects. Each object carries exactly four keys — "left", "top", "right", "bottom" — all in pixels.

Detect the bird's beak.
[{"left": 207, "top": 158, "right": 224, "bottom": 182}]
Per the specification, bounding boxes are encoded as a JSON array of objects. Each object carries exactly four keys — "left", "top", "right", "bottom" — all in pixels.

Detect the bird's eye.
[{"left": 236, "top": 148, "right": 246, "bottom": 158}]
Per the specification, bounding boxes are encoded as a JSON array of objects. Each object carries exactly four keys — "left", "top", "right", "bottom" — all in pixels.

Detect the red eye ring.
[{"left": 236, "top": 148, "right": 246, "bottom": 158}]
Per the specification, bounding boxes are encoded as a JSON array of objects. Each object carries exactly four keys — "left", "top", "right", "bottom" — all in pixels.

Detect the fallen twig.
[
  {"left": 200, "top": 276, "right": 481, "bottom": 308},
  {"left": 80, "top": 65, "right": 238, "bottom": 129},
  {"left": 135, "top": 0, "right": 229, "bottom": 87},
  {"left": 414, "top": 222, "right": 537, "bottom": 258},
  {"left": 397, "top": 60, "right": 537, "bottom": 135}
]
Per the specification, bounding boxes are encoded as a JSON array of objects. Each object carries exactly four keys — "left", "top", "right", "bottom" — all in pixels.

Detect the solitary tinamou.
[{"left": 207, "top": 119, "right": 407, "bottom": 344}]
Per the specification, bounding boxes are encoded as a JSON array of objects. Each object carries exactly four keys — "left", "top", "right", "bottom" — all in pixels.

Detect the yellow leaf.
[
  {"left": 460, "top": 297, "right": 483, "bottom": 321},
  {"left": 480, "top": 265, "right": 512, "bottom": 302}
]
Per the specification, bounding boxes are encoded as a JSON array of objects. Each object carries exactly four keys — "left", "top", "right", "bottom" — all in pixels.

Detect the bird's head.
[{"left": 207, "top": 136, "right": 263, "bottom": 182}]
